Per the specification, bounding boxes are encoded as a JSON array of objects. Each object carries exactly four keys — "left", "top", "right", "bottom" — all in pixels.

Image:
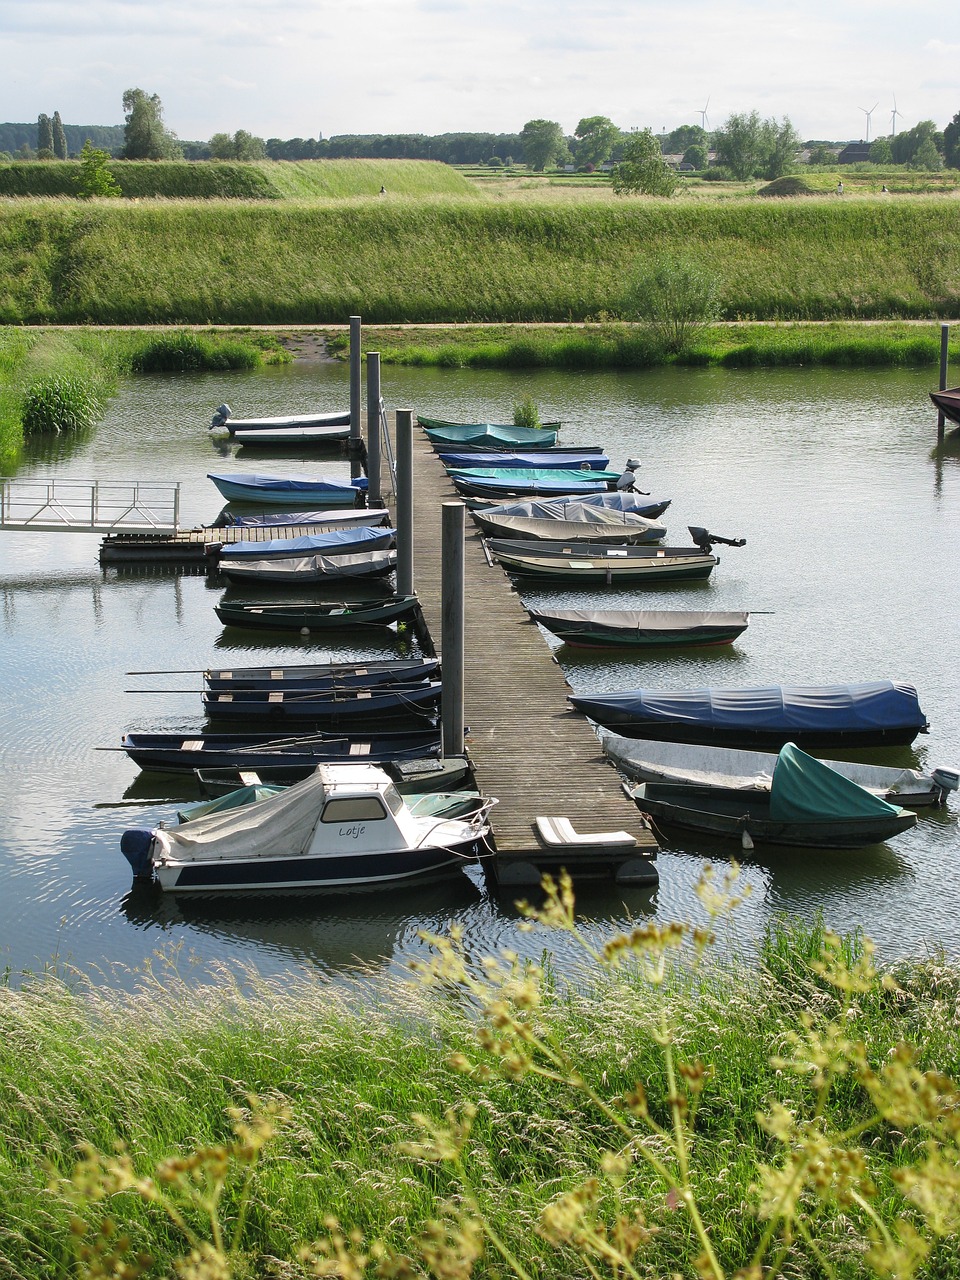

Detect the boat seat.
[{"left": 535, "top": 816, "right": 637, "bottom": 849}]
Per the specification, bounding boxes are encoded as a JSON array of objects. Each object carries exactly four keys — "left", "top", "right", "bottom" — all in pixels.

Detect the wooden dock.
[
  {"left": 98, "top": 518, "right": 387, "bottom": 564},
  {"left": 395, "top": 423, "right": 659, "bottom": 887}
]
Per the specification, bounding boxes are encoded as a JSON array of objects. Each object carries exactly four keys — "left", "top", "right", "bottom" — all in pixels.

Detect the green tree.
[
  {"left": 623, "top": 254, "right": 721, "bottom": 352},
  {"left": 520, "top": 119, "right": 566, "bottom": 170},
  {"left": 666, "top": 123, "right": 707, "bottom": 154},
  {"left": 807, "top": 144, "right": 835, "bottom": 166},
  {"left": 944, "top": 110, "right": 960, "bottom": 169},
  {"left": 891, "top": 119, "right": 941, "bottom": 165},
  {"left": 713, "top": 111, "right": 763, "bottom": 178},
  {"left": 77, "top": 141, "right": 121, "bottom": 197},
  {"left": 611, "top": 129, "right": 678, "bottom": 196},
  {"left": 913, "top": 137, "right": 943, "bottom": 170},
  {"left": 122, "top": 88, "right": 182, "bottom": 160},
  {"left": 52, "top": 110, "right": 68, "bottom": 159},
  {"left": 208, "top": 132, "right": 235, "bottom": 159},
  {"left": 682, "top": 143, "right": 708, "bottom": 170},
  {"left": 37, "top": 113, "right": 53, "bottom": 154},
  {"left": 714, "top": 111, "right": 799, "bottom": 179},
  {"left": 869, "top": 137, "right": 893, "bottom": 164},
  {"left": 573, "top": 115, "right": 619, "bottom": 169},
  {"left": 233, "top": 130, "right": 267, "bottom": 161}
]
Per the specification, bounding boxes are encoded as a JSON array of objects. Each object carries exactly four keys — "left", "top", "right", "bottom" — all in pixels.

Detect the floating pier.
[{"left": 395, "top": 418, "right": 659, "bottom": 888}]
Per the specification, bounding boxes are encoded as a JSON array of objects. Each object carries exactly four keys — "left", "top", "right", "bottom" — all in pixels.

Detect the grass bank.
[
  {"left": 332, "top": 319, "right": 959, "bottom": 371},
  {"left": 0, "top": 328, "right": 289, "bottom": 465},
  {"left": 1, "top": 893, "right": 958, "bottom": 1279},
  {"left": 2, "top": 197, "right": 960, "bottom": 326},
  {"left": 0, "top": 158, "right": 475, "bottom": 201}
]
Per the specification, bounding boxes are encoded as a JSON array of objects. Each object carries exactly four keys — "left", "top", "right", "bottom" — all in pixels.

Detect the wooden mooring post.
[{"left": 937, "top": 323, "right": 950, "bottom": 444}]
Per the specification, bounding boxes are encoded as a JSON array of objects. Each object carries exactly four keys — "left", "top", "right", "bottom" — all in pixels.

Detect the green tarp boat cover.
[{"left": 770, "top": 743, "right": 904, "bottom": 821}]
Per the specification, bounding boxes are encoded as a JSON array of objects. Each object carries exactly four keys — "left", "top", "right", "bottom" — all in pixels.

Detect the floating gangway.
[
  {"left": 0, "top": 478, "right": 181, "bottom": 534},
  {"left": 396, "top": 421, "right": 659, "bottom": 887}
]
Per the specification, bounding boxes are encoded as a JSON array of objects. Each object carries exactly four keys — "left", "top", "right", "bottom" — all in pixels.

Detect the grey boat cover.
[
  {"left": 473, "top": 496, "right": 666, "bottom": 526},
  {"left": 220, "top": 508, "right": 391, "bottom": 527},
  {"left": 537, "top": 609, "right": 745, "bottom": 633},
  {"left": 769, "top": 743, "right": 903, "bottom": 821},
  {"left": 221, "top": 549, "right": 397, "bottom": 581},
  {"left": 598, "top": 728, "right": 934, "bottom": 799}
]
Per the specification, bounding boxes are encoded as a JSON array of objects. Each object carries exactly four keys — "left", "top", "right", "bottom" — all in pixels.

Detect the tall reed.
[{"left": 2, "top": 881, "right": 959, "bottom": 1279}]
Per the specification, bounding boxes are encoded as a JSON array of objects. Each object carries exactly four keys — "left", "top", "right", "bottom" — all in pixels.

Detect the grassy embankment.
[
  {"left": 0, "top": 327, "right": 289, "bottom": 464},
  {"left": 2, "top": 197, "right": 960, "bottom": 327},
  {"left": 1, "top": 899, "right": 959, "bottom": 1280},
  {"left": 2, "top": 189, "right": 959, "bottom": 454},
  {"left": 0, "top": 157, "right": 476, "bottom": 201}
]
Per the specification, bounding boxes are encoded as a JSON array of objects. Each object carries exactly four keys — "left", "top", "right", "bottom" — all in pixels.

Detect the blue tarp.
[
  {"left": 219, "top": 526, "right": 395, "bottom": 558},
  {"left": 208, "top": 472, "right": 368, "bottom": 493},
  {"left": 571, "top": 682, "right": 928, "bottom": 732}
]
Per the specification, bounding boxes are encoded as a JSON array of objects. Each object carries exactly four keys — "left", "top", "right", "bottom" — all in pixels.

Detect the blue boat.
[
  {"left": 119, "top": 728, "right": 441, "bottom": 774},
  {"left": 447, "top": 467, "right": 621, "bottom": 500},
  {"left": 208, "top": 472, "right": 367, "bottom": 506},
  {"left": 438, "top": 450, "right": 610, "bottom": 471},
  {"left": 219, "top": 526, "right": 395, "bottom": 561},
  {"left": 569, "top": 681, "right": 930, "bottom": 750}
]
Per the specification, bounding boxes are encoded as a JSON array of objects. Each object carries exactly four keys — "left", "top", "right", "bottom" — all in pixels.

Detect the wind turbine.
[
  {"left": 891, "top": 94, "right": 901, "bottom": 137},
  {"left": 698, "top": 97, "right": 710, "bottom": 131},
  {"left": 859, "top": 101, "right": 879, "bottom": 143}
]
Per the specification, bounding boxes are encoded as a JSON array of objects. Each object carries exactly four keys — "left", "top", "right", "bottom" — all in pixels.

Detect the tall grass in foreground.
[{"left": 2, "top": 871, "right": 959, "bottom": 1279}]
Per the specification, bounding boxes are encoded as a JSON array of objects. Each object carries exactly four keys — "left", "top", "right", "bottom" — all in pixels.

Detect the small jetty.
[
  {"left": 399, "top": 423, "right": 658, "bottom": 887},
  {"left": 98, "top": 521, "right": 364, "bottom": 564}
]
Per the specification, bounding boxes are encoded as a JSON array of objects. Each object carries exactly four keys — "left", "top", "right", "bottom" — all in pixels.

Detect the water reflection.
[
  {"left": 119, "top": 873, "right": 486, "bottom": 975},
  {"left": 1, "top": 361, "right": 959, "bottom": 983}
]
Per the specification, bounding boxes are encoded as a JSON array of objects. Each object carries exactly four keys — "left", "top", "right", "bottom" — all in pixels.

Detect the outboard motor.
[
  {"left": 688, "top": 526, "right": 747, "bottom": 555},
  {"left": 931, "top": 766, "right": 960, "bottom": 805},
  {"left": 120, "top": 829, "right": 156, "bottom": 879},
  {"left": 210, "top": 403, "right": 232, "bottom": 431}
]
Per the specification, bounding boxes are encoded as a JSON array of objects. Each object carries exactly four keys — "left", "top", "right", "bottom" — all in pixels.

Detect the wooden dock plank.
[{"left": 392, "top": 423, "right": 658, "bottom": 872}]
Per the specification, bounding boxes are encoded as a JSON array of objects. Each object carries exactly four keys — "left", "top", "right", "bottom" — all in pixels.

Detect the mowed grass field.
[{"left": 0, "top": 157, "right": 958, "bottom": 324}]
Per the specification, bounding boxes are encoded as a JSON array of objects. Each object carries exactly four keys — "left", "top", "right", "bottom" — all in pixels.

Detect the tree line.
[{"left": 3, "top": 91, "right": 959, "bottom": 178}]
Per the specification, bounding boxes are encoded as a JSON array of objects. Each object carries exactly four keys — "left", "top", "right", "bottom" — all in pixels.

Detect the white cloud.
[{"left": 0, "top": 0, "right": 956, "bottom": 141}]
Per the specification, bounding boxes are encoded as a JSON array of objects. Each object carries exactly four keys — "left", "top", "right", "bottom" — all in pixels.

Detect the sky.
[{"left": 1, "top": 0, "right": 958, "bottom": 144}]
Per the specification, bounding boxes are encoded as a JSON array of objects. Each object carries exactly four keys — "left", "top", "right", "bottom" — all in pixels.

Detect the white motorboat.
[{"left": 121, "top": 762, "right": 496, "bottom": 892}]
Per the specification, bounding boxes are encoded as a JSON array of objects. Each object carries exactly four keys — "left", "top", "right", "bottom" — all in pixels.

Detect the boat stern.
[{"left": 120, "top": 828, "right": 156, "bottom": 879}]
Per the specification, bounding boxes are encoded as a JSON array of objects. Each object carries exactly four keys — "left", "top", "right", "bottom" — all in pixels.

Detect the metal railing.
[{"left": 0, "top": 478, "right": 181, "bottom": 533}]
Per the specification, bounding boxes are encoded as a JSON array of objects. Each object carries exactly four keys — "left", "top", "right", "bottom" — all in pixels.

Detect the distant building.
[{"left": 838, "top": 142, "right": 871, "bottom": 165}]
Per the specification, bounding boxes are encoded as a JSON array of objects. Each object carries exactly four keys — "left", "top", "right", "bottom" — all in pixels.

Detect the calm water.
[{"left": 1, "top": 360, "right": 958, "bottom": 987}]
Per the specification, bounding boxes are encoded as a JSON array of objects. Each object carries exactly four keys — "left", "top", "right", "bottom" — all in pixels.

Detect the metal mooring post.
[
  {"left": 441, "top": 500, "right": 465, "bottom": 758},
  {"left": 395, "top": 409, "right": 414, "bottom": 597},
  {"left": 366, "top": 352, "right": 381, "bottom": 505},
  {"left": 349, "top": 316, "right": 363, "bottom": 480},
  {"left": 938, "top": 323, "right": 950, "bottom": 444}
]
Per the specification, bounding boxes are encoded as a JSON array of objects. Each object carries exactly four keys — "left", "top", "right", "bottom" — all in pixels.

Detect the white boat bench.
[{"left": 535, "top": 816, "right": 637, "bottom": 849}]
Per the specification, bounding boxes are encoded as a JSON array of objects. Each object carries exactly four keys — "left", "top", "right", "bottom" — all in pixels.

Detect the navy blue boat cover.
[
  {"left": 571, "top": 682, "right": 927, "bottom": 732},
  {"left": 770, "top": 743, "right": 903, "bottom": 821}
]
